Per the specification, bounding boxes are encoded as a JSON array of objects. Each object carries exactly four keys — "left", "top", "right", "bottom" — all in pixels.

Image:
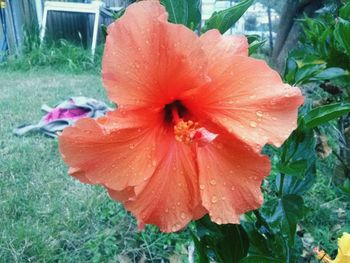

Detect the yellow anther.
[{"left": 174, "top": 120, "right": 198, "bottom": 144}]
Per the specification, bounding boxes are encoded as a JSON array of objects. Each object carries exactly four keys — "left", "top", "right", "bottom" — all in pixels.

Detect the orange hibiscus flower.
[{"left": 59, "top": 0, "right": 304, "bottom": 232}]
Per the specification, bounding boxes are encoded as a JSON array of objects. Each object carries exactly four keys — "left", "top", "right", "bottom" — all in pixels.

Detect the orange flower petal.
[
  {"left": 196, "top": 131, "right": 271, "bottom": 224},
  {"left": 124, "top": 139, "right": 202, "bottom": 232},
  {"left": 188, "top": 54, "right": 303, "bottom": 149},
  {"left": 59, "top": 110, "right": 164, "bottom": 191},
  {"left": 102, "top": 1, "right": 209, "bottom": 109},
  {"left": 68, "top": 167, "right": 92, "bottom": 184},
  {"left": 200, "top": 29, "right": 248, "bottom": 60},
  {"left": 107, "top": 187, "right": 136, "bottom": 203}
]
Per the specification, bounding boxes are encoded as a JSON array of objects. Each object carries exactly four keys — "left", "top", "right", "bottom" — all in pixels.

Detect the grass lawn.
[{"left": 0, "top": 70, "right": 188, "bottom": 262}]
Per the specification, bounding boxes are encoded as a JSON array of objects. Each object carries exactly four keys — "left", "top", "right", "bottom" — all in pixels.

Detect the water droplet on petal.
[
  {"left": 250, "top": 121, "right": 257, "bottom": 128},
  {"left": 199, "top": 184, "right": 205, "bottom": 190},
  {"left": 180, "top": 212, "right": 186, "bottom": 220},
  {"left": 152, "top": 160, "right": 157, "bottom": 167},
  {"left": 211, "top": 196, "right": 218, "bottom": 203},
  {"left": 231, "top": 186, "right": 236, "bottom": 191},
  {"left": 256, "top": 111, "right": 263, "bottom": 117},
  {"left": 210, "top": 179, "right": 217, "bottom": 185},
  {"left": 216, "top": 217, "right": 222, "bottom": 224},
  {"left": 129, "top": 144, "right": 135, "bottom": 149}
]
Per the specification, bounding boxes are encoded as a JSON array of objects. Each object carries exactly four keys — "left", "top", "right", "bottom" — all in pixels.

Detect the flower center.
[{"left": 164, "top": 100, "right": 218, "bottom": 146}]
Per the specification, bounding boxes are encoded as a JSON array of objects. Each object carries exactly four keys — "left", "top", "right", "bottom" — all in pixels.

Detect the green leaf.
[
  {"left": 277, "top": 160, "right": 308, "bottom": 178},
  {"left": 304, "top": 103, "right": 350, "bottom": 128},
  {"left": 240, "top": 256, "right": 283, "bottom": 263},
  {"left": 334, "top": 18, "right": 350, "bottom": 56},
  {"left": 249, "top": 39, "right": 266, "bottom": 55},
  {"left": 202, "top": 0, "right": 254, "bottom": 34},
  {"left": 284, "top": 58, "right": 298, "bottom": 85},
  {"left": 340, "top": 2, "right": 350, "bottom": 20},
  {"left": 160, "top": 0, "right": 201, "bottom": 30},
  {"left": 339, "top": 178, "right": 350, "bottom": 198},
  {"left": 190, "top": 231, "right": 210, "bottom": 263},
  {"left": 241, "top": 222, "right": 272, "bottom": 257},
  {"left": 278, "top": 165, "right": 316, "bottom": 195},
  {"left": 245, "top": 35, "right": 267, "bottom": 55},
  {"left": 295, "top": 63, "right": 325, "bottom": 85},
  {"left": 277, "top": 122, "right": 316, "bottom": 194},
  {"left": 195, "top": 216, "right": 249, "bottom": 263},
  {"left": 313, "top": 67, "right": 348, "bottom": 80},
  {"left": 112, "top": 8, "right": 125, "bottom": 20},
  {"left": 279, "top": 121, "right": 316, "bottom": 175},
  {"left": 263, "top": 195, "right": 306, "bottom": 246}
]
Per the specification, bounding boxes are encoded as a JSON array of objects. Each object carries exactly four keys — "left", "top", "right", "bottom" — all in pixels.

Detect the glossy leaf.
[
  {"left": 340, "top": 2, "right": 350, "bottom": 19},
  {"left": 263, "top": 195, "right": 306, "bottom": 246},
  {"left": 304, "top": 103, "right": 350, "bottom": 128},
  {"left": 190, "top": 231, "right": 210, "bottom": 263},
  {"left": 279, "top": 121, "right": 316, "bottom": 178},
  {"left": 160, "top": 0, "right": 201, "bottom": 30},
  {"left": 277, "top": 160, "right": 308, "bottom": 179},
  {"left": 313, "top": 67, "right": 348, "bottom": 80},
  {"left": 202, "top": 0, "right": 254, "bottom": 33},
  {"left": 277, "top": 165, "right": 316, "bottom": 195},
  {"left": 249, "top": 39, "right": 267, "bottom": 55},
  {"left": 334, "top": 18, "right": 350, "bottom": 56},
  {"left": 241, "top": 222, "right": 272, "bottom": 257},
  {"left": 195, "top": 216, "right": 249, "bottom": 263}
]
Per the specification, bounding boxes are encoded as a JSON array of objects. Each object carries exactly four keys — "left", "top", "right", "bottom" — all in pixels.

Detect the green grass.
[{"left": 0, "top": 70, "right": 189, "bottom": 262}]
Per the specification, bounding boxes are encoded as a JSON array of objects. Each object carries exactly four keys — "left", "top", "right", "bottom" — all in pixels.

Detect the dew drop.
[
  {"left": 250, "top": 121, "right": 257, "bottom": 128},
  {"left": 165, "top": 208, "right": 169, "bottom": 213},
  {"left": 129, "top": 144, "right": 135, "bottom": 149},
  {"left": 231, "top": 186, "right": 236, "bottom": 191},
  {"left": 176, "top": 202, "right": 181, "bottom": 206},
  {"left": 211, "top": 196, "right": 218, "bottom": 203},
  {"left": 210, "top": 179, "right": 217, "bottom": 185},
  {"left": 152, "top": 160, "right": 157, "bottom": 167},
  {"left": 256, "top": 111, "right": 263, "bottom": 117},
  {"left": 216, "top": 217, "right": 222, "bottom": 224},
  {"left": 180, "top": 212, "right": 186, "bottom": 220},
  {"left": 199, "top": 184, "right": 205, "bottom": 190}
]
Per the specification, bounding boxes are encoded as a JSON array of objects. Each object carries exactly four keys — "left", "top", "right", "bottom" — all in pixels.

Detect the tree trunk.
[{"left": 271, "top": 0, "right": 323, "bottom": 73}]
